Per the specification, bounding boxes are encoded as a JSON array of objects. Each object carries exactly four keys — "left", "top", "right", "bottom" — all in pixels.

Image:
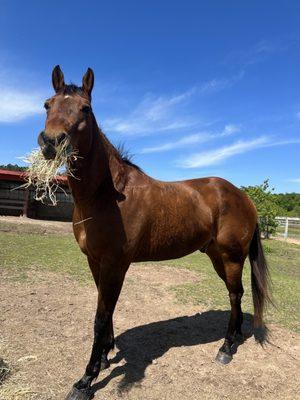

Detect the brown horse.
[{"left": 38, "top": 66, "right": 271, "bottom": 400}]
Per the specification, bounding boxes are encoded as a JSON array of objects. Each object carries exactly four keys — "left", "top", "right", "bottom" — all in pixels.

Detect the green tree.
[
  {"left": 273, "top": 192, "right": 300, "bottom": 217},
  {"left": 241, "top": 180, "right": 280, "bottom": 239},
  {"left": 0, "top": 163, "right": 27, "bottom": 172}
]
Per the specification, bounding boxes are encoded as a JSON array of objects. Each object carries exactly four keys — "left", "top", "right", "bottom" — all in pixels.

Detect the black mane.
[{"left": 116, "top": 144, "right": 143, "bottom": 172}]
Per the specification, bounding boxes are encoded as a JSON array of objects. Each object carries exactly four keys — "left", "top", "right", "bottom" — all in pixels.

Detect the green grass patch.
[{"left": 0, "top": 232, "right": 89, "bottom": 283}]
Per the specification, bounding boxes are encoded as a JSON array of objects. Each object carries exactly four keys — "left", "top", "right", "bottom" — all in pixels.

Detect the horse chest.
[
  {"left": 73, "top": 218, "right": 120, "bottom": 260},
  {"left": 74, "top": 225, "right": 88, "bottom": 255}
]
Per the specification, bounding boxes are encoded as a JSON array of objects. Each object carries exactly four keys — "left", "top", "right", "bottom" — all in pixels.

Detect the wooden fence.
[{"left": 275, "top": 217, "right": 300, "bottom": 239}]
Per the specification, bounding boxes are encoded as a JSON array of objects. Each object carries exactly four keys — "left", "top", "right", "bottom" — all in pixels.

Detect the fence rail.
[{"left": 275, "top": 217, "right": 300, "bottom": 239}]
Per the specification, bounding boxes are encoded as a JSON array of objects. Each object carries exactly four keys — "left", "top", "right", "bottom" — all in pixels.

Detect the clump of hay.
[
  {"left": 0, "top": 383, "right": 35, "bottom": 400},
  {"left": 22, "top": 140, "right": 79, "bottom": 206},
  {"left": 0, "top": 358, "right": 10, "bottom": 385}
]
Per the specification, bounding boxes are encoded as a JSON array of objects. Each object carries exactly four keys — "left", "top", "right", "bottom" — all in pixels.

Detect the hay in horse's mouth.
[{"left": 22, "top": 140, "right": 78, "bottom": 206}]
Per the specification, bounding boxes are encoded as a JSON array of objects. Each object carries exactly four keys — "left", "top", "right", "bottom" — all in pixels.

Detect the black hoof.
[
  {"left": 215, "top": 350, "right": 233, "bottom": 365},
  {"left": 65, "top": 386, "right": 93, "bottom": 400}
]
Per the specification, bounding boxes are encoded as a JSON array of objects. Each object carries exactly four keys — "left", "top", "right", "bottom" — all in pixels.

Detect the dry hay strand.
[
  {"left": 0, "top": 384, "right": 36, "bottom": 400},
  {"left": 0, "top": 358, "right": 10, "bottom": 385},
  {"left": 0, "top": 359, "right": 36, "bottom": 399},
  {"left": 22, "top": 139, "right": 79, "bottom": 206}
]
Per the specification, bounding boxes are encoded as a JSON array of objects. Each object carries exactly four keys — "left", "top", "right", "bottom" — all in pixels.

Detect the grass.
[
  {"left": 0, "top": 225, "right": 299, "bottom": 332},
  {"left": 0, "top": 232, "right": 88, "bottom": 282}
]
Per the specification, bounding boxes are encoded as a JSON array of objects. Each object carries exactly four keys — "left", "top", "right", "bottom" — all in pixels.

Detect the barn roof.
[{"left": 0, "top": 169, "right": 68, "bottom": 185}]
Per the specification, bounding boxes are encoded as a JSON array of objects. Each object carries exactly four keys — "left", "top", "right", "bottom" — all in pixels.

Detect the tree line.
[{"left": 0, "top": 163, "right": 27, "bottom": 172}]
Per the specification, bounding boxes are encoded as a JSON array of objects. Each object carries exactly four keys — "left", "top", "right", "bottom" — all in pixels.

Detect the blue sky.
[{"left": 0, "top": 1, "right": 299, "bottom": 193}]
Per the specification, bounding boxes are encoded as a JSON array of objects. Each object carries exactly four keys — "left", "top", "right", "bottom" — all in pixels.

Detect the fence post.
[{"left": 284, "top": 217, "right": 289, "bottom": 239}]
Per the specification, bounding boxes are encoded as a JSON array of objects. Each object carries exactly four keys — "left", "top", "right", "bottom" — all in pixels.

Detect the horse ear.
[
  {"left": 82, "top": 68, "right": 94, "bottom": 97},
  {"left": 52, "top": 65, "right": 65, "bottom": 93}
]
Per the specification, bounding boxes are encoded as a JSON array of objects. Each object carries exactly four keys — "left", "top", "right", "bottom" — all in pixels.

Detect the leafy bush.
[{"left": 241, "top": 180, "right": 281, "bottom": 238}]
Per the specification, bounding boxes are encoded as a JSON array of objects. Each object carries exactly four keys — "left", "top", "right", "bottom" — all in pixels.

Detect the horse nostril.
[
  {"left": 42, "top": 144, "right": 57, "bottom": 160},
  {"left": 56, "top": 132, "right": 67, "bottom": 145},
  {"left": 38, "top": 131, "right": 67, "bottom": 158},
  {"left": 38, "top": 131, "right": 46, "bottom": 147},
  {"left": 38, "top": 131, "right": 55, "bottom": 146}
]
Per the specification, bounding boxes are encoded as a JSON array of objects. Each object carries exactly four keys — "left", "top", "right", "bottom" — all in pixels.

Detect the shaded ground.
[{"left": 1, "top": 264, "right": 299, "bottom": 400}]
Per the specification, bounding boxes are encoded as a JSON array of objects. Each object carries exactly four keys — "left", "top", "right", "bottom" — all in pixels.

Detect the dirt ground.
[
  {"left": 0, "top": 216, "right": 72, "bottom": 235},
  {"left": 273, "top": 236, "right": 300, "bottom": 245},
  {"left": 1, "top": 259, "right": 300, "bottom": 400}
]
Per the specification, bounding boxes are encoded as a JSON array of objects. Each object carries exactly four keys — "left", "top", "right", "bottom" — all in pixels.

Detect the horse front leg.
[
  {"left": 99, "top": 316, "right": 115, "bottom": 371},
  {"left": 87, "top": 259, "right": 115, "bottom": 372},
  {"left": 65, "top": 262, "right": 127, "bottom": 400}
]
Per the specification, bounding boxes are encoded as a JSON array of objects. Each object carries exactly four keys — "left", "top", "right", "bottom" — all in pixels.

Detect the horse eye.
[
  {"left": 44, "top": 102, "right": 50, "bottom": 110},
  {"left": 81, "top": 105, "right": 91, "bottom": 114}
]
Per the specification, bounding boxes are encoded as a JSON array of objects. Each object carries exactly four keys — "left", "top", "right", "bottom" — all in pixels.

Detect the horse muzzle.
[{"left": 38, "top": 131, "right": 68, "bottom": 160}]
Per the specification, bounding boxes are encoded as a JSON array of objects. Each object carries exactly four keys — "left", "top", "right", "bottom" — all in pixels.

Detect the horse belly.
[{"left": 135, "top": 214, "right": 211, "bottom": 262}]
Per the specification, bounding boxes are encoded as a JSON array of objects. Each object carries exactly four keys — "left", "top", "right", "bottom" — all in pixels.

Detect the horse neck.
[{"left": 68, "top": 116, "right": 120, "bottom": 204}]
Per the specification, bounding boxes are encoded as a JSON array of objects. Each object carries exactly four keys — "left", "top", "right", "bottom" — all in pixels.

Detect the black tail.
[{"left": 249, "top": 224, "right": 272, "bottom": 329}]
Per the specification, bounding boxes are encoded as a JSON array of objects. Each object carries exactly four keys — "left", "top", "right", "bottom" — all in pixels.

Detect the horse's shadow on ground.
[{"left": 90, "top": 310, "right": 255, "bottom": 396}]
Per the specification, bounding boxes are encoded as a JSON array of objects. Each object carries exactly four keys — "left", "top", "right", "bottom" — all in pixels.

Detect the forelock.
[{"left": 61, "top": 84, "right": 84, "bottom": 96}]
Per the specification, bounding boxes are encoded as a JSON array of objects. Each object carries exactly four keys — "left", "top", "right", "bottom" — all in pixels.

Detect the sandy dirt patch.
[
  {"left": 0, "top": 216, "right": 72, "bottom": 235},
  {"left": 0, "top": 264, "right": 299, "bottom": 400},
  {"left": 273, "top": 236, "right": 300, "bottom": 245}
]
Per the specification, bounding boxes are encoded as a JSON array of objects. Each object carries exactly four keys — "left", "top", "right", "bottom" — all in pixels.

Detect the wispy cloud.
[
  {"left": 218, "top": 124, "right": 240, "bottom": 136},
  {"left": 225, "top": 38, "right": 296, "bottom": 68},
  {"left": 178, "top": 137, "right": 300, "bottom": 168},
  {"left": 0, "top": 65, "right": 45, "bottom": 123},
  {"left": 288, "top": 178, "right": 300, "bottom": 183},
  {"left": 179, "top": 137, "right": 269, "bottom": 168},
  {"left": 141, "top": 124, "right": 240, "bottom": 154},
  {"left": 103, "top": 89, "right": 198, "bottom": 135},
  {"left": 141, "top": 134, "right": 209, "bottom": 154},
  {"left": 198, "top": 71, "right": 244, "bottom": 94},
  {"left": 0, "top": 87, "right": 44, "bottom": 123},
  {"left": 103, "top": 73, "right": 244, "bottom": 136}
]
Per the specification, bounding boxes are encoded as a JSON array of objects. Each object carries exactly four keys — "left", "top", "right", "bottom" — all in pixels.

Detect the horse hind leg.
[
  {"left": 217, "top": 260, "right": 244, "bottom": 364},
  {"left": 207, "top": 243, "right": 244, "bottom": 364}
]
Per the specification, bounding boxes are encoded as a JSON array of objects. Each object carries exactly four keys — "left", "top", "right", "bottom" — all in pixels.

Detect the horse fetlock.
[
  {"left": 75, "top": 373, "right": 95, "bottom": 390},
  {"left": 220, "top": 339, "right": 233, "bottom": 354},
  {"left": 100, "top": 353, "right": 110, "bottom": 371},
  {"left": 235, "top": 332, "right": 244, "bottom": 343}
]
